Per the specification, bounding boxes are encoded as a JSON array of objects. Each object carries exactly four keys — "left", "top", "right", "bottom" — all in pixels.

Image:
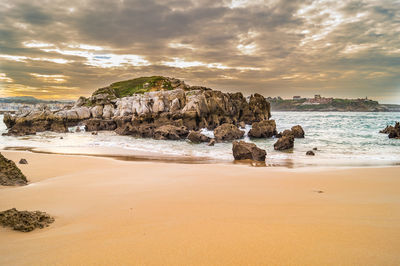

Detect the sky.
[{"left": 0, "top": 0, "right": 399, "bottom": 103}]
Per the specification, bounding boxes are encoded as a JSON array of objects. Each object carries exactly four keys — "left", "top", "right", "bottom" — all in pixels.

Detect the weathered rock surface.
[
  {"left": 276, "top": 125, "right": 305, "bottom": 139},
  {"left": 187, "top": 131, "right": 210, "bottom": 143},
  {"left": 0, "top": 153, "right": 28, "bottom": 186},
  {"left": 248, "top": 120, "right": 277, "bottom": 138},
  {"left": 291, "top": 125, "right": 305, "bottom": 138},
  {"left": 214, "top": 123, "right": 245, "bottom": 142},
  {"left": 232, "top": 141, "right": 266, "bottom": 161},
  {"left": 3, "top": 77, "right": 272, "bottom": 139},
  {"left": 19, "top": 159, "right": 28, "bottom": 164},
  {"left": 0, "top": 208, "right": 54, "bottom": 232},
  {"left": 153, "top": 125, "right": 189, "bottom": 140},
  {"left": 380, "top": 122, "right": 400, "bottom": 139},
  {"left": 83, "top": 119, "right": 117, "bottom": 132},
  {"left": 274, "top": 135, "right": 294, "bottom": 151}
]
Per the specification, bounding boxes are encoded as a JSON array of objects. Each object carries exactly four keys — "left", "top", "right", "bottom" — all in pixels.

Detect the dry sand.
[{"left": 1, "top": 150, "right": 400, "bottom": 265}]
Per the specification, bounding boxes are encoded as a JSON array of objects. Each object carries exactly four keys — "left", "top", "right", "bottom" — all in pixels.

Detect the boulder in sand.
[
  {"left": 19, "top": 159, "right": 28, "bottom": 164},
  {"left": 0, "top": 153, "right": 28, "bottom": 186},
  {"left": 306, "top": 150, "right": 315, "bottom": 156},
  {"left": 0, "top": 208, "right": 54, "bottom": 232}
]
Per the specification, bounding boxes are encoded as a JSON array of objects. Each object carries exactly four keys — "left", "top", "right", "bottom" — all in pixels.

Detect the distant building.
[
  {"left": 303, "top": 95, "right": 333, "bottom": 105},
  {"left": 293, "top": 96, "right": 301, "bottom": 100}
]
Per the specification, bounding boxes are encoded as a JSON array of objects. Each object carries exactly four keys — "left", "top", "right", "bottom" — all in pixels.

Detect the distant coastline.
[{"left": 268, "top": 95, "right": 400, "bottom": 112}]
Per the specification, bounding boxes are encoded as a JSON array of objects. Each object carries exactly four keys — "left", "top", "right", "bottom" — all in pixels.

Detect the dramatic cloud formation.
[{"left": 0, "top": 0, "right": 399, "bottom": 102}]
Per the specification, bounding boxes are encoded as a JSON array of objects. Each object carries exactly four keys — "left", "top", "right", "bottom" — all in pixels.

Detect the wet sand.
[{"left": 1, "top": 150, "right": 400, "bottom": 265}]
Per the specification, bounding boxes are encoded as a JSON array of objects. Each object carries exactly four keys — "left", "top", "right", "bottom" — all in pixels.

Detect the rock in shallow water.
[
  {"left": 214, "top": 123, "right": 244, "bottom": 142},
  {"left": 187, "top": 131, "right": 210, "bottom": 143},
  {"left": 232, "top": 141, "right": 266, "bottom": 161},
  {"left": 0, "top": 153, "right": 28, "bottom": 186},
  {"left": 306, "top": 150, "right": 315, "bottom": 156},
  {"left": 0, "top": 208, "right": 54, "bottom": 232},
  {"left": 274, "top": 135, "right": 294, "bottom": 151},
  {"left": 248, "top": 120, "right": 277, "bottom": 138}
]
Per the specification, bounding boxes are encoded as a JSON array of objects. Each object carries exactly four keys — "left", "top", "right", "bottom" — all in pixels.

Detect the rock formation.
[
  {"left": 19, "top": 159, "right": 28, "bottom": 164},
  {"left": 274, "top": 135, "right": 294, "bottom": 151},
  {"left": 248, "top": 120, "right": 277, "bottom": 138},
  {"left": 214, "top": 123, "right": 245, "bottom": 142},
  {"left": 291, "top": 125, "right": 305, "bottom": 138},
  {"left": 0, "top": 153, "right": 28, "bottom": 186},
  {"left": 187, "top": 131, "right": 211, "bottom": 143},
  {"left": 3, "top": 76, "right": 272, "bottom": 141},
  {"left": 232, "top": 141, "right": 266, "bottom": 161},
  {"left": 380, "top": 122, "right": 400, "bottom": 139},
  {"left": 276, "top": 125, "right": 305, "bottom": 139},
  {"left": 0, "top": 208, "right": 54, "bottom": 232}
]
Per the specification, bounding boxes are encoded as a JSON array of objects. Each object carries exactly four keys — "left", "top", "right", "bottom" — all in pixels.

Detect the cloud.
[{"left": 0, "top": 0, "right": 399, "bottom": 103}]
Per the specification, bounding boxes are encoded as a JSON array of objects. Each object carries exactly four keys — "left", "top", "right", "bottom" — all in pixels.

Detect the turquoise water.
[{"left": 1, "top": 112, "right": 399, "bottom": 167}]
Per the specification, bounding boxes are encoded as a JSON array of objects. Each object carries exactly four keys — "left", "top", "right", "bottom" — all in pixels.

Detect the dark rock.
[
  {"left": 84, "top": 119, "right": 117, "bottom": 132},
  {"left": 91, "top": 131, "right": 98, "bottom": 135},
  {"left": 0, "top": 208, "right": 54, "bottom": 232},
  {"left": 154, "top": 125, "right": 189, "bottom": 140},
  {"left": 187, "top": 131, "right": 210, "bottom": 143},
  {"left": 382, "top": 122, "right": 400, "bottom": 139},
  {"left": 19, "top": 159, "right": 28, "bottom": 164},
  {"left": 313, "top": 147, "right": 318, "bottom": 151},
  {"left": 306, "top": 150, "right": 315, "bottom": 156},
  {"left": 291, "top": 125, "right": 305, "bottom": 138},
  {"left": 214, "top": 123, "right": 244, "bottom": 142},
  {"left": 0, "top": 153, "right": 28, "bottom": 186},
  {"left": 274, "top": 135, "right": 294, "bottom": 151},
  {"left": 208, "top": 139, "right": 216, "bottom": 146},
  {"left": 248, "top": 120, "right": 277, "bottom": 138},
  {"left": 60, "top": 137, "right": 63, "bottom": 139},
  {"left": 232, "top": 141, "right": 266, "bottom": 161}
]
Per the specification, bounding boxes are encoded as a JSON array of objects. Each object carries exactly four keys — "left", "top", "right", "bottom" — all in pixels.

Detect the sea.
[{"left": 1, "top": 112, "right": 400, "bottom": 168}]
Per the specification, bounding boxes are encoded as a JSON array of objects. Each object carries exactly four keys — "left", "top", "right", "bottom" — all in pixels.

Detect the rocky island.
[{"left": 3, "top": 76, "right": 274, "bottom": 142}]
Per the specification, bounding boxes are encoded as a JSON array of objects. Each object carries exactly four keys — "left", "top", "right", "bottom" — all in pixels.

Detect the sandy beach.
[{"left": 1, "top": 150, "right": 400, "bottom": 265}]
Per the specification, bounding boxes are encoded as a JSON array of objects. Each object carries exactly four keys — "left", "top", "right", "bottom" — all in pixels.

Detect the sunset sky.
[{"left": 0, "top": 0, "right": 399, "bottom": 103}]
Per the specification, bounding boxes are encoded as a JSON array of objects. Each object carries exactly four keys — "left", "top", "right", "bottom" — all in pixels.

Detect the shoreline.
[
  {"left": 3, "top": 145, "right": 400, "bottom": 169},
  {"left": 1, "top": 150, "right": 400, "bottom": 265}
]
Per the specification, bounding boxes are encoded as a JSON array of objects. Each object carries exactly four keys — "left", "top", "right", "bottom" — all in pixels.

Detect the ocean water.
[{"left": 1, "top": 112, "right": 399, "bottom": 167}]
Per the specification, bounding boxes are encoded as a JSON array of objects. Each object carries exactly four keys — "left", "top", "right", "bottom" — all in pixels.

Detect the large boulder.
[
  {"left": 214, "top": 123, "right": 244, "bottom": 142},
  {"left": 0, "top": 208, "right": 54, "bottom": 232},
  {"left": 274, "top": 135, "right": 294, "bottom": 150},
  {"left": 187, "top": 131, "right": 211, "bottom": 143},
  {"left": 153, "top": 125, "right": 189, "bottom": 140},
  {"left": 248, "top": 120, "right": 277, "bottom": 138},
  {"left": 0, "top": 153, "right": 28, "bottom": 186},
  {"left": 291, "top": 125, "right": 305, "bottom": 138},
  {"left": 232, "top": 141, "right": 266, "bottom": 161}
]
